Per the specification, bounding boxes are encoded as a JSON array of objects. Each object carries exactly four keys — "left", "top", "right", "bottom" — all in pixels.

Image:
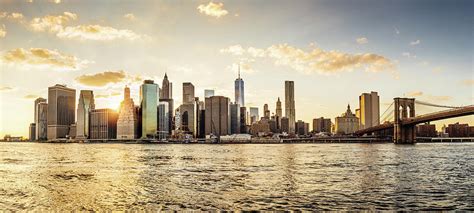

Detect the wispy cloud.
[
  {"left": 0, "top": 48, "right": 91, "bottom": 71},
  {"left": 96, "top": 92, "right": 121, "bottom": 99},
  {"left": 75, "top": 70, "right": 142, "bottom": 87},
  {"left": 0, "top": 24, "right": 5, "bottom": 38},
  {"left": 0, "top": 12, "right": 25, "bottom": 23},
  {"left": 123, "top": 13, "right": 136, "bottom": 21},
  {"left": 356, "top": 37, "right": 368, "bottom": 44},
  {"left": 394, "top": 27, "right": 400, "bottom": 35},
  {"left": 461, "top": 79, "right": 474, "bottom": 86},
  {"left": 406, "top": 91, "right": 452, "bottom": 102},
  {"left": 221, "top": 43, "right": 396, "bottom": 76},
  {"left": 197, "top": 2, "right": 229, "bottom": 18},
  {"left": 410, "top": 39, "right": 421, "bottom": 46},
  {"left": 29, "top": 12, "right": 77, "bottom": 32},
  {"left": 406, "top": 91, "right": 423, "bottom": 97},
  {"left": 24, "top": 94, "right": 38, "bottom": 99},
  {"left": 402, "top": 52, "right": 416, "bottom": 58},
  {"left": 0, "top": 86, "right": 13, "bottom": 91}
]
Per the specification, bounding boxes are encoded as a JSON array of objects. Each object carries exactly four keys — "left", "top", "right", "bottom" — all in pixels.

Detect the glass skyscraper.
[
  {"left": 234, "top": 64, "right": 245, "bottom": 107},
  {"left": 140, "top": 80, "right": 158, "bottom": 138}
]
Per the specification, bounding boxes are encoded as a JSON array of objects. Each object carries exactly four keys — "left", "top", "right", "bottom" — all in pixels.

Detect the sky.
[{"left": 0, "top": 0, "right": 473, "bottom": 137}]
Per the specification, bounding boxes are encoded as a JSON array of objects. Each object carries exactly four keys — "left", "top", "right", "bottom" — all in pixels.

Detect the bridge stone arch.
[{"left": 394, "top": 98, "right": 416, "bottom": 143}]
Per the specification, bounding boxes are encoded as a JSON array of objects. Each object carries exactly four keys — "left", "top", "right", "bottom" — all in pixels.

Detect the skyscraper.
[
  {"left": 239, "top": 107, "right": 247, "bottom": 133},
  {"left": 179, "top": 103, "right": 196, "bottom": 136},
  {"left": 36, "top": 102, "right": 48, "bottom": 140},
  {"left": 359, "top": 91, "right": 380, "bottom": 129},
  {"left": 234, "top": 64, "right": 245, "bottom": 106},
  {"left": 140, "top": 80, "right": 158, "bottom": 138},
  {"left": 204, "top": 89, "right": 215, "bottom": 98},
  {"left": 160, "top": 73, "right": 172, "bottom": 99},
  {"left": 29, "top": 123, "right": 36, "bottom": 141},
  {"left": 205, "top": 96, "right": 230, "bottom": 136},
  {"left": 313, "top": 117, "right": 332, "bottom": 133},
  {"left": 117, "top": 86, "right": 138, "bottom": 139},
  {"left": 263, "top": 104, "right": 270, "bottom": 119},
  {"left": 157, "top": 101, "right": 169, "bottom": 140},
  {"left": 76, "top": 90, "right": 95, "bottom": 139},
  {"left": 230, "top": 102, "right": 241, "bottom": 134},
  {"left": 249, "top": 107, "right": 259, "bottom": 124},
  {"left": 183, "top": 82, "right": 195, "bottom": 104},
  {"left": 34, "top": 97, "right": 46, "bottom": 140},
  {"left": 285, "top": 81, "right": 296, "bottom": 134},
  {"left": 47, "top": 84, "right": 76, "bottom": 140},
  {"left": 275, "top": 97, "right": 282, "bottom": 118},
  {"left": 90, "top": 108, "right": 118, "bottom": 139}
]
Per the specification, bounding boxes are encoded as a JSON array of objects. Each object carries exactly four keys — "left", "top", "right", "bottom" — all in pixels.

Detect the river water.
[{"left": 0, "top": 142, "right": 472, "bottom": 211}]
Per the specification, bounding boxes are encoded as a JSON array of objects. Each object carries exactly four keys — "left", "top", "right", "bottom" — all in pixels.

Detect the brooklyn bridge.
[{"left": 354, "top": 98, "right": 474, "bottom": 144}]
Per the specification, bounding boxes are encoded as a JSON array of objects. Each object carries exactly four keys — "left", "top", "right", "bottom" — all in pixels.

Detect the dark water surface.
[{"left": 0, "top": 143, "right": 472, "bottom": 211}]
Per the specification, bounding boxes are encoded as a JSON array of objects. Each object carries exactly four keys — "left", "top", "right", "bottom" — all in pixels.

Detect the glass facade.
[{"left": 140, "top": 80, "right": 158, "bottom": 138}]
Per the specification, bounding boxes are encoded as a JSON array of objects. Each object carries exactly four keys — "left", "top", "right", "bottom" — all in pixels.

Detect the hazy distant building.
[
  {"left": 239, "top": 107, "right": 247, "bottom": 133},
  {"left": 249, "top": 107, "right": 259, "bottom": 124},
  {"left": 285, "top": 81, "right": 296, "bottom": 134},
  {"left": 204, "top": 89, "right": 215, "bottom": 98},
  {"left": 281, "top": 117, "right": 289, "bottom": 133},
  {"left": 183, "top": 82, "right": 195, "bottom": 104},
  {"left": 196, "top": 99, "right": 206, "bottom": 138},
  {"left": 157, "top": 101, "right": 170, "bottom": 139},
  {"left": 296, "top": 120, "right": 309, "bottom": 135},
  {"left": 160, "top": 73, "right": 172, "bottom": 99},
  {"left": 140, "top": 80, "right": 158, "bottom": 138},
  {"left": 234, "top": 64, "right": 245, "bottom": 106},
  {"left": 335, "top": 104, "right": 360, "bottom": 135},
  {"left": 117, "top": 86, "right": 138, "bottom": 139},
  {"left": 47, "top": 84, "right": 76, "bottom": 140},
  {"left": 34, "top": 97, "right": 46, "bottom": 140},
  {"left": 179, "top": 103, "right": 196, "bottom": 136},
  {"left": 230, "top": 102, "right": 241, "bottom": 134},
  {"left": 250, "top": 120, "right": 270, "bottom": 136},
  {"left": 359, "top": 91, "right": 380, "bottom": 129},
  {"left": 205, "top": 96, "right": 230, "bottom": 136},
  {"left": 76, "top": 90, "right": 95, "bottom": 139},
  {"left": 36, "top": 102, "right": 48, "bottom": 140},
  {"left": 29, "top": 123, "right": 36, "bottom": 141},
  {"left": 446, "top": 123, "right": 469, "bottom": 137},
  {"left": 313, "top": 117, "right": 332, "bottom": 133},
  {"left": 416, "top": 123, "right": 436, "bottom": 137},
  {"left": 263, "top": 104, "right": 270, "bottom": 119},
  {"left": 90, "top": 109, "right": 118, "bottom": 139}
]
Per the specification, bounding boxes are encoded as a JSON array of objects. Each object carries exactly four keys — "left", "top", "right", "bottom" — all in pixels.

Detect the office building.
[
  {"left": 230, "top": 102, "right": 241, "bottom": 134},
  {"left": 446, "top": 123, "right": 469, "bottom": 137},
  {"left": 313, "top": 117, "right": 332, "bottom": 133},
  {"left": 117, "top": 86, "right": 138, "bottom": 139},
  {"left": 296, "top": 120, "right": 309, "bottom": 135},
  {"left": 249, "top": 107, "right": 259, "bottom": 124},
  {"left": 157, "top": 101, "right": 170, "bottom": 139},
  {"left": 249, "top": 120, "right": 270, "bottom": 136},
  {"left": 416, "top": 123, "right": 437, "bottom": 137},
  {"left": 90, "top": 109, "right": 118, "bottom": 139},
  {"left": 234, "top": 64, "right": 245, "bottom": 106},
  {"left": 335, "top": 104, "right": 360, "bottom": 135},
  {"left": 183, "top": 82, "right": 195, "bottom": 104},
  {"left": 263, "top": 104, "right": 270, "bottom": 119},
  {"left": 285, "top": 81, "right": 296, "bottom": 134},
  {"left": 47, "top": 84, "right": 76, "bottom": 140},
  {"left": 160, "top": 73, "right": 172, "bottom": 99},
  {"left": 76, "top": 90, "right": 95, "bottom": 139},
  {"left": 205, "top": 96, "right": 230, "bottom": 136},
  {"left": 281, "top": 117, "right": 289, "bottom": 133},
  {"left": 29, "top": 123, "right": 36, "bottom": 141},
  {"left": 140, "top": 80, "right": 158, "bottom": 138},
  {"left": 68, "top": 124, "right": 76, "bottom": 139},
  {"left": 359, "top": 91, "right": 380, "bottom": 129},
  {"left": 34, "top": 97, "right": 46, "bottom": 140},
  {"left": 205, "top": 89, "right": 215, "bottom": 98},
  {"left": 36, "top": 102, "right": 48, "bottom": 140},
  {"left": 179, "top": 103, "right": 196, "bottom": 136},
  {"left": 239, "top": 107, "right": 247, "bottom": 133}
]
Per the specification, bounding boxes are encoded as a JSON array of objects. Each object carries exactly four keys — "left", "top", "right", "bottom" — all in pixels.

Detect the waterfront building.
[
  {"left": 239, "top": 107, "right": 247, "bottom": 133},
  {"left": 160, "top": 73, "right": 172, "bottom": 99},
  {"left": 285, "top": 81, "right": 296, "bottom": 134},
  {"left": 47, "top": 84, "right": 76, "bottom": 140},
  {"left": 204, "top": 89, "right": 215, "bottom": 98},
  {"left": 280, "top": 117, "right": 289, "bottom": 133},
  {"left": 234, "top": 64, "right": 245, "bottom": 106},
  {"left": 249, "top": 119, "right": 270, "bottom": 136},
  {"left": 205, "top": 96, "right": 230, "bottom": 136},
  {"left": 68, "top": 123, "right": 76, "bottom": 139},
  {"left": 275, "top": 97, "right": 282, "bottom": 129},
  {"left": 117, "top": 86, "right": 138, "bottom": 139},
  {"left": 416, "top": 123, "right": 437, "bottom": 137},
  {"left": 359, "top": 91, "right": 380, "bottom": 129},
  {"left": 34, "top": 97, "right": 46, "bottom": 140},
  {"left": 183, "top": 82, "right": 195, "bottom": 104},
  {"left": 197, "top": 106, "right": 206, "bottom": 138},
  {"left": 179, "top": 103, "right": 197, "bottom": 136},
  {"left": 313, "top": 117, "right": 332, "bottom": 133},
  {"left": 36, "top": 102, "right": 48, "bottom": 140},
  {"left": 76, "top": 90, "right": 95, "bottom": 139},
  {"left": 157, "top": 101, "right": 169, "bottom": 139},
  {"left": 446, "top": 122, "right": 469, "bottom": 137},
  {"left": 263, "top": 104, "right": 270, "bottom": 119},
  {"left": 296, "top": 120, "right": 309, "bottom": 135},
  {"left": 29, "top": 123, "right": 36, "bottom": 141},
  {"left": 90, "top": 109, "right": 118, "bottom": 139},
  {"left": 249, "top": 107, "right": 259, "bottom": 124},
  {"left": 269, "top": 117, "right": 278, "bottom": 133},
  {"left": 335, "top": 104, "right": 360, "bottom": 135},
  {"left": 140, "top": 80, "right": 158, "bottom": 138},
  {"left": 230, "top": 102, "right": 241, "bottom": 134}
]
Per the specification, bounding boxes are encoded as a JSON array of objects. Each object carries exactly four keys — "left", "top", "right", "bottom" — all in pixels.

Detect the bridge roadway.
[{"left": 355, "top": 105, "right": 474, "bottom": 135}]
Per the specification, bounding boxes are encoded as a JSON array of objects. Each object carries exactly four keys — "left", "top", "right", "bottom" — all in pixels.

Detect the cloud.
[
  {"left": 57, "top": 24, "right": 149, "bottom": 41},
  {"left": 197, "top": 2, "right": 229, "bottom": 18},
  {"left": 96, "top": 92, "right": 121, "bottom": 99},
  {"left": 1, "top": 48, "right": 90, "bottom": 70},
  {"left": 0, "top": 86, "right": 13, "bottom": 91},
  {"left": 29, "top": 12, "right": 77, "bottom": 32},
  {"left": 410, "top": 39, "right": 421, "bottom": 46},
  {"left": 432, "top": 66, "right": 443, "bottom": 73},
  {"left": 0, "top": 12, "right": 25, "bottom": 23},
  {"left": 0, "top": 24, "right": 5, "bottom": 38},
  {"left": 24, "top": 94, "right": 38, "bottom": 99},
  {"left": 402, "top": 52, "right": 416, "bottom": 58},
  {"left": 394, "top": 27, "right": 400, "bottom": 35},
  {"left": 406, "top": 91, "right": 423, "bottom": 97},
  {"left": 221, "top": 43, "right": 396, "bottom": 75},
  {"left": 75, "top": 71, "right": 127, "bottom": 87},
  {"left": 123, "top": 13, "right": 136, "bottom": 21},
  {"left": 461, "top": 79, "right": 474, "bottom": 86},
  {"left": 356, "top": 37, "right": 368, "bottom": 44}
]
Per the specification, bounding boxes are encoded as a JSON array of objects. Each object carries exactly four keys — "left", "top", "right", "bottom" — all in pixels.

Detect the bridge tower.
[{"left": 393, "top": 97, "right": 416, "bottom": 144}]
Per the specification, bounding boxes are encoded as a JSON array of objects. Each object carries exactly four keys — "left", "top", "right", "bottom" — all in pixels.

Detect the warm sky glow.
[{"left": 0, "top": 0, "right": 473, "bottom": 137}]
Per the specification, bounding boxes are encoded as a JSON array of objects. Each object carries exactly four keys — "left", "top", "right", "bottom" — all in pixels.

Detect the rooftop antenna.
[{"left": 238, "top": 62, "right": 241, "bottom": 79}]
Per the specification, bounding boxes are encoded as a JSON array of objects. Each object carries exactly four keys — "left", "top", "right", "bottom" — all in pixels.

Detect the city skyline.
[{"left": 1, "top": 0, "right": 473, "bottom": 137}]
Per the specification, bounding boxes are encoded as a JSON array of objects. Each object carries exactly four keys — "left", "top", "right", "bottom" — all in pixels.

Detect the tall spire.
[
  {"left": 238, "top": 62, "right": 241, "bottom": 79},
  {"left": 164, "top": 72, "right": 168, "bottom": 79}
]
